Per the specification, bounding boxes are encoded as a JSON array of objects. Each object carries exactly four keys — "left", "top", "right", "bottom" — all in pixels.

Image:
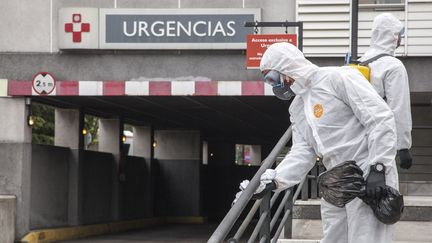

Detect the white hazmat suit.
[
  {"left": 260, "top": 43, "right": 399, "bottom": 243},
  {"left": 359, "top": 13, "right": 412, "bottom": 151}
]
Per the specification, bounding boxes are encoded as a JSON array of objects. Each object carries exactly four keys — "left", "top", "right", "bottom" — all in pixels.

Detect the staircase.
[{"left": 279, "top": 196, "right": 432, "bottom": 243}]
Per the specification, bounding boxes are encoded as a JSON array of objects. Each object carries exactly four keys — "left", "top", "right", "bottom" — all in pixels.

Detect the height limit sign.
[
  {"left": 32, "top": 72, "right": 56, "bottom": 95},
  {"left": 246, "top": 34, "right": 297, "bottom": 69}
]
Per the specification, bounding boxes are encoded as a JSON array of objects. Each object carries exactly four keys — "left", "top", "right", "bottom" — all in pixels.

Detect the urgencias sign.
[{"left": 59, "top": 8, "right": 261, "bottom": 50}]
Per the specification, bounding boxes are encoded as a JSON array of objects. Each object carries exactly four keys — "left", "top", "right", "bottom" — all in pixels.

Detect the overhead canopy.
[{"left": 32, "top": 95, "right": 292, "bottom": 144}]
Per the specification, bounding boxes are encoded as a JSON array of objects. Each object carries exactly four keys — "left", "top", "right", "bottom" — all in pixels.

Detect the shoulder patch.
[{"left": 313, "top": 104, "right": 324, "bottom": 118}]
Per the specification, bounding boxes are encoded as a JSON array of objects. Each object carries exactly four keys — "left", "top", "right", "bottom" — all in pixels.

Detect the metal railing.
[
  {"left": 208, "top": 125, "right": 325, "bottom": 243},
  {"left": 207, "top": 126, "right": 293, "bottom": 243}
]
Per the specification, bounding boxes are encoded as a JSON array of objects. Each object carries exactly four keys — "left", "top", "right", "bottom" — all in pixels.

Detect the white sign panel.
[
  {"left": 32, "top": 72, "right": 56, "bottom": 95},
  {"left": 59, "top": 8, "right": 260, "bottom": 50},
  {"left": 58, "top": 8, "right": 99, "bottom": 49}
]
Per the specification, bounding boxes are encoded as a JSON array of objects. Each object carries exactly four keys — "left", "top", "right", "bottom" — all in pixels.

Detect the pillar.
[
  {"left": 132, "top": 126, "right": 153, "bottom": 160},
  {"left": 98, "top": 118, "right": 121, "bottom": 220},
  {"left": 0, "top": 97, "right": 32, "bottom": 239},
  {"left": 54, "top": 108, "right": 83, "bottom": 226},
  {"left": 131, "top": 126, "right": 154, "bottom": 217},
  {"left": 99, "top": 119, "right": 121, "bottom": 155},
  {"left": 55, "top": 109, "right": 80, "bottom": 149},
  {"left": 154, "top": 130, "right": 200, "bottom": 160},
  {"left": 154, "top": 130, "right": 201, "bottom": 216}
]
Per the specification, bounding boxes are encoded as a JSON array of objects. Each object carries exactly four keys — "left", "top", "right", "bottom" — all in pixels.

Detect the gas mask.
[
  {"left": 396, "top": 27, "right": 405, "bottom": 49},
  {"left": 263, "top": 70, "right": 295, "bottom": 100}
]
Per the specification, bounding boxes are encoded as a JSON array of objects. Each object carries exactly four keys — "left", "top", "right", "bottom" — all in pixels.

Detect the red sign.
[
  {"left": 246, "top": 34, "right": 297, "bottom": 69},
  {"left": 64, "top": 13, "right": 91, "bottom": 43}
]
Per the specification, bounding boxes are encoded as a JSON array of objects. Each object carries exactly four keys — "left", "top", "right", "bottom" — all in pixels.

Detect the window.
[{"left": 235, "top": 144, "right": 262, "bottom": 166}]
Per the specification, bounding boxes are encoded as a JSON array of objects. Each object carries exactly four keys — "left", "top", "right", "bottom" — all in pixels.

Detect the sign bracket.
[{"left": 244, "top": 21, "right": 303, "bottom": 51}]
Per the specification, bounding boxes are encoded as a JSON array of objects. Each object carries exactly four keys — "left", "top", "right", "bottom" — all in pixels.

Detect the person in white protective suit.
[
  {"left": 359, "top": 13, "right": 413, "bottom": 169},
  {"left": 257, "top": 42, "right": 399, "bottom": 243}
]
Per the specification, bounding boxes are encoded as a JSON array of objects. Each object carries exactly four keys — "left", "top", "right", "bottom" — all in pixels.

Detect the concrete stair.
[
  {"left": 400, "top": 181, "right": 432, "bottom": 196},
  {"left": 277, "top": 219, "right": 432, "bottom": 243},
  {"left": 276, "top": 196, "right": 432, "bottom": 243},
  {"left": 293, "top": 196, "right": 432, "bottom": 221}
]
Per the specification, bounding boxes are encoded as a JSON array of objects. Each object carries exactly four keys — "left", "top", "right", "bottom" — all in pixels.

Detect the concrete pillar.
[
  {"left": 98, "top": 119, "right": 121, "bottom": 155},
  {"left": 132, "top": 126, "right": 153, "bottom": 160},
  {"left": 131, "top": 126, "right": 154, "bottom": 217},
  {"left": 154, "top": 130, "right": 201, "bottom": 216},
  {"left": 55, "top": 109, "right": 80, "bottom": 149},
  {"left": 98, "top": 118, "right": 121, "bottom": 220},
  {"left": 0, "top": 196, "right": 16, "bottom": 243},
  {"left": 154, "top": 130, "right": 200, "bottom": 160},
  {"left": 56, "top": 109, "right": 85, "bottom": 226},
  {"left": 0, "top": 97, "right": 32, "bottom": 239},
  {"left": 0, "top": 97, "right": 32, "bottom": 143}
]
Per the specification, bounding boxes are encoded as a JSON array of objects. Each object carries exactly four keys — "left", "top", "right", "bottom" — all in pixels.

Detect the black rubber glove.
[
  {"left": 252, "top": 181, "right": 277, "bottom": 200},
  {"left": 366, "top": 184, "right": 387, "bottom": 201},
  {"left": 398, "top": 149, "right": 412, "bottom": 169},
  {"left": 363, "top": 163, "right": 387, "bottom": 204}
]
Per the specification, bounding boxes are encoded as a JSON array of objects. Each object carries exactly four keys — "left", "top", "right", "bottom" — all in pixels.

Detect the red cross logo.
[{"left": 64, "top": 14, "right": 90, "bottom": 43}]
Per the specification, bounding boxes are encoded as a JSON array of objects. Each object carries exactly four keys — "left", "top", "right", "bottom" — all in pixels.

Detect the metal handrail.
[
  {"left": 247, "top": 210, "right": 269, "bottom": 243},
  {"left": 233, "top": 190, "right": 282, "bottom": 240},
  {"left": 207, "top": 126, "right": 293, "bottom": 243},
  {"left": 270, "top": 189, "right": 291, "bottom": 230},
  {"left": 232, "top": 199, "right": 262, "bottom": 240},
  {"left": 271, "top": 177, "right": 307, "bottom": 243}
]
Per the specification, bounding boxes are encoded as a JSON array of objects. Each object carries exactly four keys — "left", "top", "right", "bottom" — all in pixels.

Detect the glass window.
[{"left": 235, "top": 144, "right": 262, "bottom": 166}]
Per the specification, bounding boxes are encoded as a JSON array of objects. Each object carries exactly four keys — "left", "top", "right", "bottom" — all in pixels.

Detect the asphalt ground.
[{"left": 58, "top": 223, "right": 218, "bottom": 243}]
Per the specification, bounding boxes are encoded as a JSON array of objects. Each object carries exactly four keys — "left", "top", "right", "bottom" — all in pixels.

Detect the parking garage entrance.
[{"left": 1, "top": 79, "right": 292, "bottom": 241}]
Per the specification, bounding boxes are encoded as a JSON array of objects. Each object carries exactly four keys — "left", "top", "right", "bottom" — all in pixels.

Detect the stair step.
[
  {"left": 399, "top": 174, "right": 432, "bottom": 182},
  {"left": 278, "top": 219, "right": 432, "bottom": 242},
  {"left": 412, "top": 130, "right": 432, "bottom": 147},
  {"left": 411, "top": 146, "right": 432, "bottom": 156},
  {"left": 278, "top": 240, "right": 319, "bottom": 243},
  {"left": 400, "top": 182, "right": 432, "bottom": 196},
  {"left": 293, "top": 196, "right": 432, "bottom": 221},
  {"left": 278, "top": 240, "right": 430, "bottom": 243}
]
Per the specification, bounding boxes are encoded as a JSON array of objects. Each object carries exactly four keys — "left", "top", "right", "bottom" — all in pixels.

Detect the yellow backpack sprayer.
[{"left": 345, "top": 53, "right": 391, "bottom": 81}]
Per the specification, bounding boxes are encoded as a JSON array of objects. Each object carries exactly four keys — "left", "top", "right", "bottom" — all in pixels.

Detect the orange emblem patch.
[{"left": 313, "top": 104, "right": 324, "bottom": 118}]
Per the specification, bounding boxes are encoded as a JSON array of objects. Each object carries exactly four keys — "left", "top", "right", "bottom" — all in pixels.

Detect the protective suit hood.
[
  {"left": 260, "top": 42, "right": 319, "bottom": 95},
  {"left": 360, "top": 13, "right": 404, "bottom": 61}
]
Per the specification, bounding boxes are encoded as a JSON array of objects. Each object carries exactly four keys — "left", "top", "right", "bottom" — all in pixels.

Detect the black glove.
[
  {"left": 398, "top": 149, "right": 412, "bottom": 169},
  {"left": 252, "top": 181, "right": 277, "bottom": 200},
  {"left": 363, "top": 163, "right": 386, "bottom": 204}
]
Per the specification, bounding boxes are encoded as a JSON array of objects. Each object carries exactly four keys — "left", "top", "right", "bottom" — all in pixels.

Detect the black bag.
[
  {"left": 318, "top": 161, "right": 366, "bottom": 208},
  {"left": 369, "top": 186, "right": 404, "bottom": 225}
]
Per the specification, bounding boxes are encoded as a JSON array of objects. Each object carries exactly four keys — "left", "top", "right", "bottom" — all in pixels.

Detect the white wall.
[
  {"left": 297, "top": 0, "right": 432, "bottom": 56},
  {"left": 0, "top": 0, "right": 296, "bottom": 53}
]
